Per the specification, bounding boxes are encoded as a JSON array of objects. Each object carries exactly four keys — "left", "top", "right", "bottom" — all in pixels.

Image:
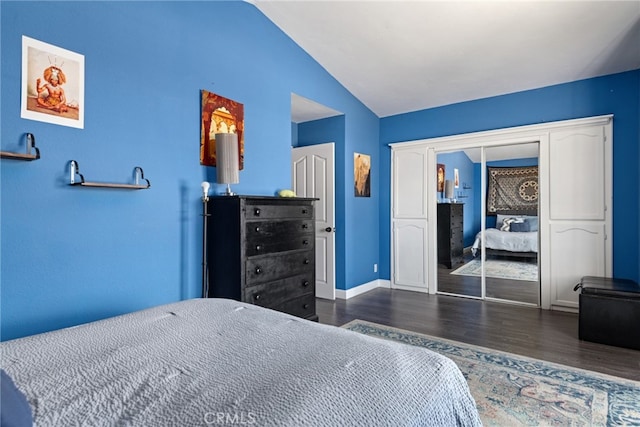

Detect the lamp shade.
[
  {"left": 215, "top": 133, "right": 239, "bottom": 185},
  {"left": 444, "top": 179, "right": 454, "bottom": 200}
]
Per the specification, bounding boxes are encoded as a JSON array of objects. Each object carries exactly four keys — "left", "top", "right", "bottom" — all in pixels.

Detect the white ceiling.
[
  {"left": 290, "top": 93, "right": 342, "bottom": 123},
  {"left": 251, "top": 1, "right": 640, "bottom": 122}
]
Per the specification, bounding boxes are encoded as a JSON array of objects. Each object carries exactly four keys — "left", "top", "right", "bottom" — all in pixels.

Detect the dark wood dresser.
[
  {"left": 437, "top": 203, "right": 464, "bottom": 269},
  {"left": 206, "top": 195, "right": 318, "bottom": 321}
]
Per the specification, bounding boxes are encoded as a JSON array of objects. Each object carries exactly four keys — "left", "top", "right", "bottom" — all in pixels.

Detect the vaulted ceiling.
[{"left": 251, "top": 1, "right": 640, "bottom": 122}]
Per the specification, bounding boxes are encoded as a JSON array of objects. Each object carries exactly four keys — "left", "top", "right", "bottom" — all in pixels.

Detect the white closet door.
[
  {"left": 392, "top": 220, "right": 428, "bottom": 292},
  {"left": 549, "top": 126, "right": 606, "bottom": 220},
  {"left": 546, "top": 123, "right": 611, "bottom": 309},
  {"left": 549, "top": 223, "right": 607, "bottom": 308},
  {"left": 393, "top": 149, "right": 427, "bottom": 219},
  {"left": 391, "top": 148, "right": 428, "bottom": 292}
]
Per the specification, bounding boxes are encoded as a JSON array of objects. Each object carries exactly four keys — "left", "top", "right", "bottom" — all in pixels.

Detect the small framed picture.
[
  {"left": 437, "top": 163, "right": 445, "bottom": 192},
  {"left": 21, "top": 36, "right": 85, "bottom": 128},
  {"left": 354, "top": 152, "right": 371, "bottom": 197}
]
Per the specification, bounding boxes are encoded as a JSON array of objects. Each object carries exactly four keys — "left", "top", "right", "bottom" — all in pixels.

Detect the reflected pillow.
[
  {"left": 510, "top": 221, "right": 531, "bottom": 232},
  {"left": 496, "top": 214, "right": 538, "bottom": 231},
  {"left": 500, "top": 217, "right": 524, "bottom": 232}
]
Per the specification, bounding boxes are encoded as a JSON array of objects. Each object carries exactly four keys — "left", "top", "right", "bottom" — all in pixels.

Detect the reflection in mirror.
[
  {"left": 435, "top": 150, "right": 480, "bottom": 298},
  {"left": 435, "top": 143, "right": 540, "bottom": 306},
  {"left": 482, "top": 143, "right": 539, "bottom": 305}
]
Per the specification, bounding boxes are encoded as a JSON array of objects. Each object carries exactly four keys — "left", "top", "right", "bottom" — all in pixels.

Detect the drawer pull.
[
  {"left": 302, "top": 223, "right": 308, "bottom": 229},
  {"left": 302, "top": 209, "right": 308, "bottom": 214},
  {"left": 303, "top": 304, "right": 309, "bottom": 309},
  {"left": 254, "top": 208, "right": 261, "bottom": 216},
  {"left": 303, "top": 281, "right": 310, "bottom": 287},
  {"left": 254, "top": 294, "right": 261, "bottom": 301},
  {"left": 255, "top": 245, "right": 262, "bottom": 251},
  {"left": 255, "top": 226, "right": 261, "bottom": 232},
  {"left": 255, "top": 267, "right": 262, "bottom": 274},
  {"left": 302, "top": 239, "right": 309, "bottom": 245},
  {"left": 303, "top": 259, "right": 310, "bottom": 265}
]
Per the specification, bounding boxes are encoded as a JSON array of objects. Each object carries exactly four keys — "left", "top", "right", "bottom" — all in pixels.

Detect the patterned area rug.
[
  {"left": 342, "top": 320, "right": 640, "bottom": 426},
  {"left": 451, "top": 259, "right": 538, "bottom": 281}
]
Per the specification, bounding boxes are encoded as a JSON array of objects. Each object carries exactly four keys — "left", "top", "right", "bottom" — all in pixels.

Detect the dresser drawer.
[
  {"left": 246, "top": 250, "right": 314, "bottom": 284},
  {"left": 244, "top": 203, "right": 313, "bottom": 220},
  {"left": 245, "top": 220, "right": 314, "bottom": 256},
  {"left": 245, "top": 236, "right": 314, "bottom": 257},
  {"left": 274, "top": 294, "right": 316, "bottom": 319},
  {"left": 244, "top": 274, "right": 314, "bottom": 307},
  {"left": 246, "top": 220, "right": 313, "bottom": 239}
]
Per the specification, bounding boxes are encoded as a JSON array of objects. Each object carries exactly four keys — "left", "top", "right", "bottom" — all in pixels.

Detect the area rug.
[
  {"left": 342, "top": 320, "right": 640, "bottom": 426},
  {"left": 451, "top": 259, "right": 538, "bottom": 281}
]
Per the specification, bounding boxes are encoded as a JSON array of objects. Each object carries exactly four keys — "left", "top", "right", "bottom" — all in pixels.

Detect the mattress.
[
  {"left": 472, "top": 228, "right": 538, "bottom": 256},
  {"left": 1, "top": 298, "right": 481, "bottom": 426}
]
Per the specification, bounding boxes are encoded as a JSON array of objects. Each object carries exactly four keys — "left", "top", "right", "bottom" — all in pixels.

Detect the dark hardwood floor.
[
  {"left": 437, "top": 253, "right": 539, "bottom": 304},
  {"left": 316, "top": 288, "right": 640, "bottom": 382}
]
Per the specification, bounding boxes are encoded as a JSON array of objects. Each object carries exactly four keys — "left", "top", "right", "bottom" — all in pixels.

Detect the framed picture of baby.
[{"left": 21, "top": 36, "right": 85, "bottom": 129}]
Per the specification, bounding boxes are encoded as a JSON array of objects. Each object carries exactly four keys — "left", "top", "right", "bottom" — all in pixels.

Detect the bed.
[
  {"left": 1, "top": 298, "right": 481, "bottom": 426},
  {"left": 472, "top": 214, "right": 538, "bottom": 258}
]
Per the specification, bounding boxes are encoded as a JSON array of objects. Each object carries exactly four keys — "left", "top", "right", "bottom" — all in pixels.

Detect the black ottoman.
[{"left": 574, "top": 276, "right": 640, "bottom": 350}]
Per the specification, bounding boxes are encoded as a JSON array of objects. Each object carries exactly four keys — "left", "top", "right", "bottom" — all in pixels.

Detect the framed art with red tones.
[{"left": 200, "top": 90, "right": 244, "bottom": 169}]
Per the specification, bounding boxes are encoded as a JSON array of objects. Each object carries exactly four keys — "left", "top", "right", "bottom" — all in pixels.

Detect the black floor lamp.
[{"left": 201, "top": 181, "right": 210, "bottom": 298}]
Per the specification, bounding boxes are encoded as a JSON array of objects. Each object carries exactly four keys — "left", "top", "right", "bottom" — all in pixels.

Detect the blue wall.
[
  {"left": 0, "top": 1, "right": 379, "bottom": 340},
  {"left": 380, "top": 70, "right": 640, "bottom": 283},
  {"left": 295, "top": 114, "right": 380, "bottom": 291}
]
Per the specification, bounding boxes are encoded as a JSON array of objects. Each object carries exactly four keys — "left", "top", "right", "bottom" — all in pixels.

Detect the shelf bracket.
[
  {"left": 69, "top": 160, "right": 85, "bottom": 185},
  {"left": 1, "top": 133, "right": 41, "bottom": 160},
  {"left": 134, "top": 167, "right": 151, "bottom": 188},
  {"left": 69, "top": 160, "right": 151, "bottom": 189}
]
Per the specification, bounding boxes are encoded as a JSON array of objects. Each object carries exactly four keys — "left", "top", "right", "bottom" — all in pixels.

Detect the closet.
[{"left": 390, "top": 115, "right": 612, "bottom": 311}]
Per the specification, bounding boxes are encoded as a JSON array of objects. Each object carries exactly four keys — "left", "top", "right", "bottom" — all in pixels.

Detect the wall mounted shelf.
[
  {"left": 69, "top": 160, "right": 151, "bottom": 189},
  {"left": 1, "top": 133, "right": 40, "bottom": 161}
]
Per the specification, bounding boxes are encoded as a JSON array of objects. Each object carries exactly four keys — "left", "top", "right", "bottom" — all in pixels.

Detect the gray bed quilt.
[{"left": 1, "top": 298, "right": 481, "bottom": 426}]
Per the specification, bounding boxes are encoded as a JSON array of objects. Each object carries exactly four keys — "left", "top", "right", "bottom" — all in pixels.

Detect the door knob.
[{"left": 325, "top": 227, "right": 334, "bottom": 232}]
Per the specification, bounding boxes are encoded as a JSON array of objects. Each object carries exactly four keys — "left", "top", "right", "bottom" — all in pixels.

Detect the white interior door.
[{"left": 292, "top": 143, "right": 336, "bottom": 300}]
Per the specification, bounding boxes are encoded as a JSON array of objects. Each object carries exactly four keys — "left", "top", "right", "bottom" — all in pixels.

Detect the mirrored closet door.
[
  {"left": 435, "top": 143, "right": 540, "bottom": 306},
  {"left": 435, "top": 150, "right": 479, "bottom": 298}
]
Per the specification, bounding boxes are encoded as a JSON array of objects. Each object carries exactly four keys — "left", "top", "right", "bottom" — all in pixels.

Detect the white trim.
[
  {"left": 336, "top": 279, "right": 390, "bottom": 300},
  {"left": 388, "top": 115, "right": 612, "bottom": 149}
]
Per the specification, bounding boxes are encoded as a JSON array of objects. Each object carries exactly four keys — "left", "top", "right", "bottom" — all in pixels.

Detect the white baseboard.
[{"left": 336, "top": 279, "right": 391, "bottom": 300}]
